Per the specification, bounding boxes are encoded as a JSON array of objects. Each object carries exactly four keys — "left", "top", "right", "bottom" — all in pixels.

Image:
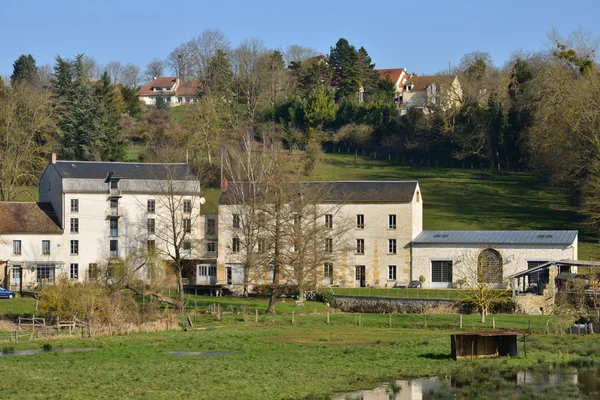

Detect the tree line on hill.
[{"left": 2, "top": 29, "right": 600, "bottom": 233}]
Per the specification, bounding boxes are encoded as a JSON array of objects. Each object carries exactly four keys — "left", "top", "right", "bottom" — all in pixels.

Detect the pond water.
[
  {"left": 0, "top": 347, "right": 97, "bottom": 357},
  {"left": 333, "top": 365, "right": 600, "bottom": 399}
]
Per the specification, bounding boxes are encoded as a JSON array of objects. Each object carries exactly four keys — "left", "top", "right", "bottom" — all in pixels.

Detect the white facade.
[{"left": 1, "top": 158, "right": 207, "bottom": 291}]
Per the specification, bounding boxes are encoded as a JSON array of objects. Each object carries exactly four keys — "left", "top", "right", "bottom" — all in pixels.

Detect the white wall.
[{"left": 411, "top": 243, "right": 577, "bottom": 288}]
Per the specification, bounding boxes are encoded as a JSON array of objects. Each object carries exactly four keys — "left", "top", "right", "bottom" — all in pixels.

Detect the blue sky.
[{"left": 2, "top": 0, "right": 599, "bottom": 78}]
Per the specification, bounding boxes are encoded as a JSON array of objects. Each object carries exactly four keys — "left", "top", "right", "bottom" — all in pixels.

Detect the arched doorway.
[{"left": 477, "top": 249, "right": 503, "bottom": 284}]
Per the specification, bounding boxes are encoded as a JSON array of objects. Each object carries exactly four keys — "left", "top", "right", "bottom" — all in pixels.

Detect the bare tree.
[
  {"left": 283, "top": 44, "right": 319, "bottom": 65},
  {"left": 83, "top": 56, "right": 103, "bottom": 81},
  {"left": 167, "top": 42, "right": 193, "bottom": 80},
  {"left": 143, "top": 167, "right": 203, "bottom": 307},
  {"left": 144, "top": 58, "right": 165, "bottom": 82},
  {"left": 189, "top": 28, "right": 231, "bottom": 81},
  {"left": 283, "top": 182, "right": 352, "bottom": 300},
  {"left": 457, "top": 249, "right": 510, "bottom": 323},
  {"left": 231, "top": 38, "right": 268, "bottom": 122},
  {"left": 0, "top": 83, "right": 57, "bottom": 201},
  {"left": 121, "top": 63, "right": 141, "bottom": 88},
  {"left": 105, "top": 61, "right": 123, "bottom": 84}
]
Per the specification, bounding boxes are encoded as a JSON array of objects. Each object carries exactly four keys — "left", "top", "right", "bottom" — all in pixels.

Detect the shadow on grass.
[{"left": 418, "top": 353, "right": 453, "bottom": 360}]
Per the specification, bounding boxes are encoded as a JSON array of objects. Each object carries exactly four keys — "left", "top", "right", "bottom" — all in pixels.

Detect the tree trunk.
[
  {"left": 177, "top": 267, "right": 185, "bottom": 308},
  {"left": 480, "top": 307, "right": 486, "bottom": 323},
  {"left": 125, "top": 285, "right": 181, "bottom": 308}
]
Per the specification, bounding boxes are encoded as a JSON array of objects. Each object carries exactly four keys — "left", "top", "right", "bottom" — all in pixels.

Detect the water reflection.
[
  {"left": 333, "top": 366, "right": 600, "bottom": 400},
  {"left": 0, "top": 347, "right": 97, "bottom": 356}
]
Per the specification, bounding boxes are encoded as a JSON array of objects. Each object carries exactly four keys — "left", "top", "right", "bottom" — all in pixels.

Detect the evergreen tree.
[
  {"left": 205, "top": 49, "right": 234, "bottom": 96},
  {"left": 356, "top": 47, "right": 380, "bottom": 101},
  {"left": 119, "top": 85, "right": 143, "bottom": 118},
  {"left": 328, "top": 38, "right": 360, "bottom": 102},
  {"left": 11, "top": 54, "right": 38, "bottom": 86},
  {"left": 155, "top": 95, "right": 169, "bottom": 110},
  {"left": 95, "top": 71, "right": 126, "bottom": 161}
]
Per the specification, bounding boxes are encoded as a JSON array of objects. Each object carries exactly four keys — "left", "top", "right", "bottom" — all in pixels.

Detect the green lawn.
[
  {"left": 0, "top": 297, "right": 37, "bottom": 315},
  {"left": 0, "top": 315, "right": 595, "bottom": 399}
]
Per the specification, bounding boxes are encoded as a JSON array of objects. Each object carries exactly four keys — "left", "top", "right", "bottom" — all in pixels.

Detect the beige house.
[
  {"left": 138, "top": 76, "right": 202, "bottom": 107},
  {"left": 216, "top": 180, "right": 577, "bottom": 292},
  {"left": 401, "top": 75, "right": 462, "bottom": 113}
]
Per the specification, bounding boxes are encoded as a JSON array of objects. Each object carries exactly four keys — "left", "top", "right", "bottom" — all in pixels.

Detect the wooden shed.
[{"left": 451, "top": 332, "right": 519, "bottom": 360}]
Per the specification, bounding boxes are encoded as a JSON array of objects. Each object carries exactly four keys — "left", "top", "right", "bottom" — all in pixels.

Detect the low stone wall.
[{"left": 334, "top": 296, "right": 466, "bottom": 314}]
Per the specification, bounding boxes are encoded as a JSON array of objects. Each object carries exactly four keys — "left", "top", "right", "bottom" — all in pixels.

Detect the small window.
[
  {"left": 388, "top": 265, "right": 397, "bottom": 280},
  {"left": 356, "top": 214, "right": 364, "bottom": 229},
  {"left": 110, "top": 219, "right": 119, "bottom": 237},
  {"left": 88, "top": 263, "right": 98, "bottom": 279},
  {"left": 178, "top": 97, "right": 183, "bottom": 103},
  {"left": 293, "top": 214, "right": 301, "bottom": 226},
  {"left": 70, "top": 218, "right": 79, "bottom": 234},
  {"left": 109, "top": 240, "right": 118, "bottom": 257},
  {"left": 147, "top": 199, "right": 155, "bottom": 213},
  {"left": 324, "top": 263, "right": 334, "bottom": 285},
  {"left": 416, "top": 190, "right": 420, "bottom": 203},
  {"left": 110, "top": 198, "right": 118, "bottom": 208},
  {"left": 183, "top": 199, "right": 192, "bottom": 213},
  {"left": 388, "top": 214, "right": 396, "bottom": 229},
  {"left": 325, "top": 214, "right": 333, "bottom": 229},
  {"left": 182, "top": 241, "right": 191, "bottom": 256},
  {"left": 388, "top": 239, "right": 396, "bottom": 254},
  {"left": 325, "top": 238, "right": 333, "bottom": 253},
  {"left": 233, "top": 214, "right": 240, "bottom": 228},
  {"left": 207, "top": 242, "right": 216, "bottom": 253},
  {"left": 432, "top": 261, "right": 453, "bottom": 283},
  {"left": 147, "top": 218, "right": 155, "bottom": 234},
  {"left": 183, "top": 219, "right": 191, "bottom": 233},
  {"left": 147, "top": 240, "right": 155, "bottom": 251},
  {"left": 207, "top": 218, "right": 216, "bottom": 235},
  {"left": 110, "top": 180, "right": 119, "bottom": 189},
  {"left": 70, "top": 263, "right": 79, "bottom": 280},
  {"left": 70, "top": 240, "right": 78, "bottom": 255},
  {"left": 232, "top": 237, "right": 240, "bottom": 253},
  {"left": 71, "top": 199, "right": 79, "bottom": 213},
  {"left": 13, "top": 240, "right": 21, "bottom": 255},
  {"left": 42, "top": 240, "right": 51, "bottom": 255},
  {"left": 257, "top": 238, "right": 266, "bottom": 253},
  {"left": 356, "top": 239, "right": 364, "bottom": 254}
]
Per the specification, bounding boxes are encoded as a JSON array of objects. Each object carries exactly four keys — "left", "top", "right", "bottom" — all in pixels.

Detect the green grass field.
[{"left": 0, "top": 310, "right": 595, "bottom": 400}]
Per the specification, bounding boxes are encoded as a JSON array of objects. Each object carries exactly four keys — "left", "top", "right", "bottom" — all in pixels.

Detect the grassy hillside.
[{"left": 312, "top": 153, "right": 600, "bottom": 260}]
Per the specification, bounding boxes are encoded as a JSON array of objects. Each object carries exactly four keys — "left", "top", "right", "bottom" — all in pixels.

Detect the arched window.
[{"left": 477, "top": 249, "right": 503, "bottom": 284}]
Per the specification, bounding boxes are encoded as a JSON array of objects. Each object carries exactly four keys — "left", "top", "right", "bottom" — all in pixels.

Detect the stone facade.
[{"left": 412, "top": 244, "right": 576, "bottom": 289}]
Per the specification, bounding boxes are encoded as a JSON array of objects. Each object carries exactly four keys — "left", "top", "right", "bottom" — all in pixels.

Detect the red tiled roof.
[
  {"left": 138, "top": 76, "right": 202, "bottom": 97},
  {"left": 377, "top": 68, "right": 405, "bottom": 84},
  {"left": 0, "top": 203, "right": 62, "bottom": 234}
]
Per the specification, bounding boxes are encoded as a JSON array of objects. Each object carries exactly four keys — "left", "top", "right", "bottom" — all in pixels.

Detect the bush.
[{"left": 315, "top": 290, "right": 337, "bottom": 308}]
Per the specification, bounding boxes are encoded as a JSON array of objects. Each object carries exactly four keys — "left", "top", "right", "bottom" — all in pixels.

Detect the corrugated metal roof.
[
  {"left": 412, "top": 230, "right": 578, "bottom": 245},
  {"left": 219, "top": 181, "right": 418, "bottom": 205},
  {"left": 53, "top": 162, "right": 197, "bottom": 181}
]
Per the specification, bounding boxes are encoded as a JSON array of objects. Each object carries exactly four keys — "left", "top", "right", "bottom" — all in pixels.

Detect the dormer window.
[
  {"left": 406, "top": 84, "right": 414, "bottom": 91},
  {"left": 165, "top": 87, "right": 172, "bottom": 91}
]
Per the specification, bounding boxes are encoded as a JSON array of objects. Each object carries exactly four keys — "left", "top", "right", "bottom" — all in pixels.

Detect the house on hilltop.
[
  {"left": 402, "top": 74, "right": 462, "bottom": 113},
  {"left": 377, "top": 68, "right": 408, "bottom": 104},
  {"left": 138, "top": 76, "right": 202, "bottom": 107}
]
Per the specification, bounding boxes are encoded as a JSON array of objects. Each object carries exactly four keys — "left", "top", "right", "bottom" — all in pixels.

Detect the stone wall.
[{"left": 334, "top": 296, "right": 464, "bottom": 313}]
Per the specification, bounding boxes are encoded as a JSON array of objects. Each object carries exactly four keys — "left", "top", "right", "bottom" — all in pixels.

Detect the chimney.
[
  {"left": 50, "top": 153, "right": 56, "bottom": 164},
  {"left": 221, "top": 178, "right": 228, "bottom": 192}
]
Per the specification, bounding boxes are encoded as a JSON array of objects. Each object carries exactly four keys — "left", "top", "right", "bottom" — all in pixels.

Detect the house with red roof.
[
  {"left": 138, "top": 76, "right": 202, "bottom": 107},
  {"left": 402, "top": 75, "right": 462, "bottom": 113},
  {"left": 377, "top": 68, "right": 409, "bottom": 104}
]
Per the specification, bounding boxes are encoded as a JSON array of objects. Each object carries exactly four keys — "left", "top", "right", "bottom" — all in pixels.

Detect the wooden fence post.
[
  {"left": 492, "top": 316, "right": 495, "bottom": 329},
  {"left": 327, "top": 311, "right": 330, "bottom": 325},
  {"left": 459, "top": 314, "right": 463, "bottom": 328},
  {"left": 15, "top": 330, "right": 18, "bottom": 343},
  {"left": 424, "top": 315, "right": 427, "bottom": 329},
  {"left": 389, "top": 314, "right": 392, "bottom": 328},
  {"left": 292, "top": 310, "right": 295, "bottom": 325},
  {"left": 255, "top": 309, "right": 258, "bottom": 323},
  {"left": 358, "top": 314, "right": 361, "bottom": 326}
]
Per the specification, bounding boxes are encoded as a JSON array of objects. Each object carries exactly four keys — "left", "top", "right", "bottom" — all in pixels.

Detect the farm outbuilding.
[{"left": 451, "top": 332, "right": 519, "bottom": 360}]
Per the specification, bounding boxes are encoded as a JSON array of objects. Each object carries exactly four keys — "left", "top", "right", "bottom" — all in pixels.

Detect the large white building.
[
  {"left": 0, "top": 162, "right": 578, "bottom": 295},
  {"left": 0, "top": 155, "right": 211, "bottom": 292},
  {"left": 216, "top": 181, "right": 577, "bottom": 292}
]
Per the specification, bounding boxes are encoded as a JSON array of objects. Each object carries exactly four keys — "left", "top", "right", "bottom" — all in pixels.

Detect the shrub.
[{"left": 315, "top": 290, "right": 337, "bottom": 308}]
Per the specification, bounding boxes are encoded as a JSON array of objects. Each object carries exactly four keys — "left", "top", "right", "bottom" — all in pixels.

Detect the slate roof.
[
  {"left": 219, "top": 181, "right": 418, "bottom": 205},
  {"left": 0, "top": 202, "right": 62, "bottom": 234},
  {"left": 52, "top": 161, "right": 197, "bottom": 181},
  {"left": 412, "top": 230, "right": 578, "bottom": 245}
]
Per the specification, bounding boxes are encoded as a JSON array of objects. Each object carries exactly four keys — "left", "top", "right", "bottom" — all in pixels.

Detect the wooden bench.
[
  {"left": 295, "top": 300, "right": 305, "bottom": 307},
  {"left": 393, "top": 282, "right": 408, "bottom": 288}
]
